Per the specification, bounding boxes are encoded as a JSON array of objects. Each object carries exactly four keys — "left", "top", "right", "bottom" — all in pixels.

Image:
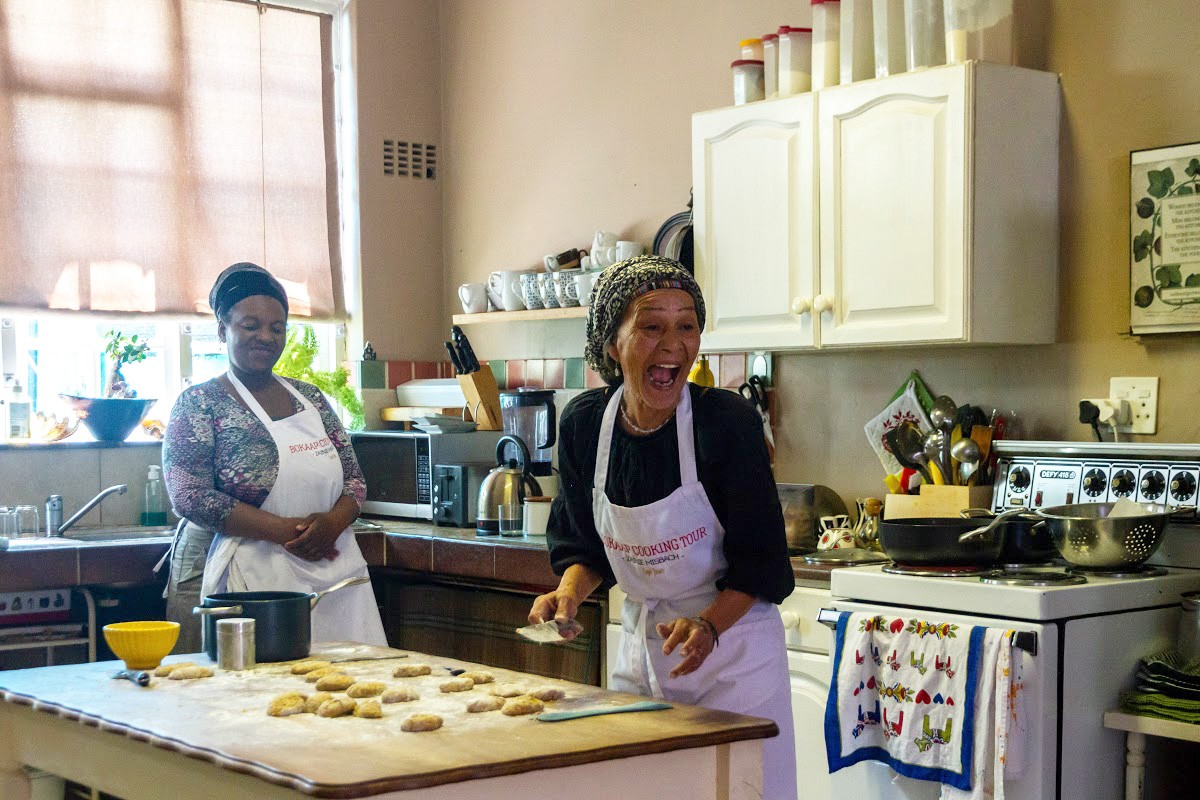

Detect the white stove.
[{"left": 825, "top": 440, "right": 1200, "bottom": 800}]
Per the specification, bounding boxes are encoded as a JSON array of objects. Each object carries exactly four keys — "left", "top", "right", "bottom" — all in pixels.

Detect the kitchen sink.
[{"left": 61, "top": 525, "right": 175, "bottom": 542}]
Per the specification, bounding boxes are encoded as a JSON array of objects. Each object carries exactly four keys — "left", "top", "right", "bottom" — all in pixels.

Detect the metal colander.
[{"left": 1035, "top": 502, "right": 1175, "bottom": 569}]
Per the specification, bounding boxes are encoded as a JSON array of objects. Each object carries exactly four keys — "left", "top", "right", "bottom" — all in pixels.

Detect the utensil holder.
[
  {"left": 457, "top": 366, "right": 503, "bottom": 431},
  {"left": 884, "top": 484, "right": 993, "bottom": 520}
]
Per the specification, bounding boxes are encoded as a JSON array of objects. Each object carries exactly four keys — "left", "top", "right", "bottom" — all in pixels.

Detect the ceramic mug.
[
  {"left": 488, "top": 270, "right": 527, "bottom": 312},
  {"left": 819, "top": 514, "right": 851, "bottom": 532},
  {"left": 554, "top": 269, "right": 582, "bottom": 307},
  {"left": 616, "top": 241, "right": 644, "bottom": 261},
  {"left": 537, "top": 272, "right": 560, "bottom": 308},
  {"left": 575, "top": 271, "right": 599, "bottom": 306},
  {"left": 458, "top": 282, "right": 488, "bottom": 314},
  {"left": 520, "top": 273, "right": 544, "bottom": 310},
  {"left": 817, "top": 529, "right": 858, "bottom": 551}
]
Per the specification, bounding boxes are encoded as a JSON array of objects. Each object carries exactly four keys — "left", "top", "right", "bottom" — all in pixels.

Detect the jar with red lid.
[
  {"left": 812, "top": 0, "right": 842, "bottom": 89},
  {"left": 777, "top": 26, "right": 813, "bottom": 96},
  {"left": 762, "top": 33, "right": 779, "bottom": 98},
  {"left": 730, "top": 59, "right": 765, "bottom": 105}
]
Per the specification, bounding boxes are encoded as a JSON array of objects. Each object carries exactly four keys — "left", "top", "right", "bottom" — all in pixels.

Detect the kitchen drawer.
[{"left": 781, "top": 585, "right": 833, "bottom": 654}]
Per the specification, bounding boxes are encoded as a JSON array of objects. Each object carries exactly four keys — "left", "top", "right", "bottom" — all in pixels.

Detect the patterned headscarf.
[
  {"left": 208, "top": 262, "right": 289, "bottom": 320},
  {"left": 584, "top": 255, "right": 706, "bottom": 385}
]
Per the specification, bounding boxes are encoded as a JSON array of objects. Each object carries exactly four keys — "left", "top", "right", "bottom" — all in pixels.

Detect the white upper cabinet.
[
  {"left": 692, "top": 94, "right": 818, "bottom": 351},
  {"left": 692, "top": 62, "right": 1060, "bottom": 352}
]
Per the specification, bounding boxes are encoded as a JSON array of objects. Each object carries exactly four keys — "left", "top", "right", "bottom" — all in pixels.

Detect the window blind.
[{"left": 0, "top": 0, "right": 342, "bottom": 319}]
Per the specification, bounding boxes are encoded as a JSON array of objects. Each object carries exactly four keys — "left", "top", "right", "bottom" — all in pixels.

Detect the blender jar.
[{"left": 499, "top": 388, "right": 557, "bottom": 477}]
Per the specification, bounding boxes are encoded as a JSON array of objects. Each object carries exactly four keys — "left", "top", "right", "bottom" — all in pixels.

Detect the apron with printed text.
[
  {"left": 595, "top": 385, "right": 797, "bottom": 800},
  {"left": 200, "top": 373, "right": 385, "bottom": 646}
]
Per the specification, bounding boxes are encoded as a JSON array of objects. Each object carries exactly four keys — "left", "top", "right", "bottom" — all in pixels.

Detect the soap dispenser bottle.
[{"left": 141, "top": 465, "right": 168, "bottom": 526}]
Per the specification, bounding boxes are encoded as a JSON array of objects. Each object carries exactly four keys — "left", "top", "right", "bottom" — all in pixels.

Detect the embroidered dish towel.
[{"left": 825, "top": 611, "right": 985, "bottom": 791}]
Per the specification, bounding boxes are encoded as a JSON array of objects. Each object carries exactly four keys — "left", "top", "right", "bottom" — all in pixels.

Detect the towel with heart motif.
[{"left": 825, "top": 611, "right": 985, "bottom": 791}]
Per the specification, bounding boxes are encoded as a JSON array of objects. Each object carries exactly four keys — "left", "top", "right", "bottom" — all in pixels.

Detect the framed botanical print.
[{"left": 1130, "top": 141, "right": 1200, "bottom": 334}]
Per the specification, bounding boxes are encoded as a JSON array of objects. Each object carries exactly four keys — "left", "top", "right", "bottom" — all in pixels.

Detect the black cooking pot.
[
  {"left": 878, "top": 517, "right": 1005, "bottom": 566},
  {"left": 193, "top": 576, "right": 369, "bottom": 662},
  {"left": 959, "top": 508, "right": 1057, "bottom": 563}
]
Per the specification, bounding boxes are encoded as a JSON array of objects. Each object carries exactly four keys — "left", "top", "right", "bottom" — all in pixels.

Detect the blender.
[{"left": 499, "top": 388, "right": 556, "bottom": 478}]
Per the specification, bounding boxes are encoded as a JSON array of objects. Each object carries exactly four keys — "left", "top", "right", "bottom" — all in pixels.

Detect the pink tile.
[
  {"left": 585, "top": 367, "right": 606, "bottom": 389},
  {"left": 544, "top": 359, "right": 565, "bottom": 390},
  {"left": 413, "top": 361, "right": 438, "bottom": 380},
  {"left": 505, "top": 360, "right": 526, "bottom": 390},
  {"left": 719, "top": 353, "right": 746, "bottom": 389},
  {"left": 523, "top": 359, "right": 545, "bottom": 389},
  {"left": 387, "top": 360, "right": 413, "bottom": 388},
  {"left": 438, "top": 360, "right": 455, "bottom": 378}
]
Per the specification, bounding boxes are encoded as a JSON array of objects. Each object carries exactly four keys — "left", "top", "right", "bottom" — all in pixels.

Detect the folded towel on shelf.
[
  {"left": 1120, "top": 690, "right": 1200, "bottom": 724},
  {"left": 825, "top": 612, "right": 986, "bottom": 791},
  {"left": 1135, "top": 650, "right": 1200, "bottom": 700}
]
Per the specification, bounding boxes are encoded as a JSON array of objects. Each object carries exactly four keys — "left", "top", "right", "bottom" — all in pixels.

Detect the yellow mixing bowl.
[{"left": 103, "top": 621, "right": 180, "bottom": 670}]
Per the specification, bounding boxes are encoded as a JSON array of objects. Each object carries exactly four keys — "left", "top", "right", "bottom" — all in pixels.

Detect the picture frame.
[{"left": 1130, "top": 140, "right": 1200, "bottom": 334}]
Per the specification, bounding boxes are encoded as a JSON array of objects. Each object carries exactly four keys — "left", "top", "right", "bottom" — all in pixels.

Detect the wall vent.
[{"left": 383, "top": 139, "right": 437, "bottom": 180}]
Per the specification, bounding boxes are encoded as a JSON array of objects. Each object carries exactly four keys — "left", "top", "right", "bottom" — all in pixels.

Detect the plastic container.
[
  {"left": 943, "top": 0, "right": 1013, "bottom": 64},
  {"left": 141, "top": 464, "right": 168, "bottom": 526},
  {"left": 762, "top": 33, "right": 779, "bottom": 98},
  {"left": 873, "top": 0, "right": 907, "bottom": 77},
  {"left": 904, "top": 0, "right": 946, "bottom": 70},
  {"left": 840, "top": 0, "right": 875, "bottom": 84},
  {"left": 812, "top": 0, "right": 841, "bottom": 90},
  {"left": 777, "top": 27, "right": 813, "bottom": 96},
  {"left": 739, "top": 37, "right": 764, "bottom": 61},
  {"left": 6, "top": 380, "right": 30, "bottom": 440},
  {"left": 731, "top": 59, "right": 765, "bottom": 105}
]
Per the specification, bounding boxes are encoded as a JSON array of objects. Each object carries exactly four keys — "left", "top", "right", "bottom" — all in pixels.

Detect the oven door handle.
[{"left": 816, "top": 607, "right": 1038, "bottom": 657}]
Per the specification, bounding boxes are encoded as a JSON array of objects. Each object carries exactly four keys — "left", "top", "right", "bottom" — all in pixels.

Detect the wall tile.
[
  {"left": 506, "top": 360, "right": 526, "bottom": 389},
  {"left": 0, "top": 447, "right": 100, "bottom": 531},
  {"left": 412, "top": 361, "right": 438, "bottom": 380},
  {"left": 386, "top": 360, "right": 412, "bottom": 388},
  {"left": 523, "top": 359, "right": 544, "bottom": 389},
  {"left": 719, "top": 353, "right": 746, "bottom": 389},
  {"left": 99, "top": 445, "right": 167, "bottom": 528},
  {"left": 564, "top": 358, "right": 586, "bottom": 389},
  {"left": 544, "top": 359, "right": 565, "bottom": 390},
  {"left": 437, "top": 361, "right": 455, "bottom": 378},
  {"left": 488, "top": 360, "right": 507, "bottom": 389},
  {"left": 357, "top": 360, "right": 386, "bottom": 390},
  {"left": 585, "top": 366, "right": 606, "bottom": 389}
]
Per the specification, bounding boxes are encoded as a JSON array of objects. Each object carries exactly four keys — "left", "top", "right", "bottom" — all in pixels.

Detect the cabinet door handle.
[
  {"left": 780, "top": 611, "right": 801, "bottom": 630},
  {"left": 790, "top": 296, "right": 811, "bottom": 315},
  {"left": 813, "top": 295, "right": 834, "bottom": 315}
]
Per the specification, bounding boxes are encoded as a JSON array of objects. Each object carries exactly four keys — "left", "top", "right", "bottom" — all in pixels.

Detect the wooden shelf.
[{"left": 452, "top": 306, "right": 587, "bottom": 325}]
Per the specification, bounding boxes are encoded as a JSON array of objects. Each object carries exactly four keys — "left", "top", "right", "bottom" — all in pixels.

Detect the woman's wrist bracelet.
[{"left": 692, "top": 616, "right": 719, "bottom": 648}]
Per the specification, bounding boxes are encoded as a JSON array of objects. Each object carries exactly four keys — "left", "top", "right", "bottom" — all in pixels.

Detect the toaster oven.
[{"left": 350, "top": 430, "right": 503, "bottom": 520}]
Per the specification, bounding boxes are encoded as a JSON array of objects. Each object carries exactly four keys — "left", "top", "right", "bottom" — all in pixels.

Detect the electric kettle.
[{"left": 476, "top": 435, "right": 542, "bottom": 535}]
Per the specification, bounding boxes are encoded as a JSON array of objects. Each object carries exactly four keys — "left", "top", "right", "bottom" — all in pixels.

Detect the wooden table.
[
  {"left": 0, "top": 649, "right": 774, "bottom": 800},
  {"left": 1103, "top": 710, "right": 1200, "bottom": 800}
]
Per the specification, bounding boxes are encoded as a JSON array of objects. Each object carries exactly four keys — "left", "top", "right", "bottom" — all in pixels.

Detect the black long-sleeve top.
[{"left": 546, "top": 383, "right": 794, "bottom": 604}]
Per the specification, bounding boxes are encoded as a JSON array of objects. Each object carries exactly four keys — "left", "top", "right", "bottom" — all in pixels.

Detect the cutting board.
[{"left": 0, "top": 649, "right": 774, "bottom": 797}]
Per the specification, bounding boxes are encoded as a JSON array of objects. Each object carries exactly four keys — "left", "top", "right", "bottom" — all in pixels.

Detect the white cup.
[
  {"left": 580, "top": 254, "right": 592, "bottom": 271},
  {"left": 616, "top": 241, "right": 644, "bottom": 261},
  {"left": 523, "top": 497, "right": 552, "bottom": 536},
  {"left": 488, "top": 270, "right": 527, "bottom": 312},
  {"left": 458, "top": 282, "right": 488, "bottom": 314},
  {"left": 575, "top": 271, "right": 599, "bottom": 306},
  {"left": 520, "top": 272, "right": 544, "bottom": 309}
]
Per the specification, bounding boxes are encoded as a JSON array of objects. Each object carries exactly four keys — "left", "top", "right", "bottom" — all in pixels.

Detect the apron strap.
[
  {"left": 154, "top": 517, "right": 190, "bottom": 599},
  {"left": 225, "top": 371, "right": 309, "bottom": 429},
  {"left": 593, "top": 385, "right": 623, "bottom": 496},
  {"left": 636, "top": 598, "right": 664, "bottom": 699}
]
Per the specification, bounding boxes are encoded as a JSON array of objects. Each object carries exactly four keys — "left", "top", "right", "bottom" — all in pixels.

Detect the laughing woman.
[{"left": 528, "top": 256, "right": 796, "bottom": 800}]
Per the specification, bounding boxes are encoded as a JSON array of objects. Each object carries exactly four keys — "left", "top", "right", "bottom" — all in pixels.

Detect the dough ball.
[
  {"left": 305, "top": 667, "right": 345, "bottom": 683},
  {"left": 440, "top": 677, "right": 474, "bottom": 693},
  {"left": 346, "top": 681, "right": 387, "bottom": 698},
  {"left": 290, "top": 660, "right": 332, "bottom": 675},
  {"left": 316, "top": 698, "right": 357, "bottom": 718},
  {"left": 303, "top": 692, "right": 333, "bottom": 714},
  {"left": 501, "top": 696, "right": 544, "bottom": 716},
  {"left": 267, "top": 692, "right": 307, "bottom": 717},
  {"left": 315, "top": 673, "right": 356, "bottom": 692},
  {"left": 168, "top": 666, "right": 214, "bottom": 680},
  {"left": 529, "top": 687, "right": 566, "bottom": 702},
  {"left": 401, "top": 713, "right": 443, "bottom": 732},
  {"left": 382, "top": 687, "right": 420, "bottom": 704},
  {"left": 460, "top": 671, "right": 495, "bottom": 685},
  {"left": 466, "top": 696, "right": 505, "bottom": 713},
  {"left": 393, "top": 664, "right": 433, "bottom": 678},
  {"left": 153, "top": 661, "right": 196, "bottom": 677},
  {"left": 353, "top": 700, "right": 383, "bottom": 719},
  {"left": 489, "top": 684, "right": 524, "bottom": 698}
]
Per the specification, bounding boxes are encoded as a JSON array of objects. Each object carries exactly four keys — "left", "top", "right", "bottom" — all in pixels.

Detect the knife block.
[
  {"left": 884, "top": 484, "right": 993, "bottom": 520},
  {"left": 457, "top": 366, "right": 503, "bottom": 431}
]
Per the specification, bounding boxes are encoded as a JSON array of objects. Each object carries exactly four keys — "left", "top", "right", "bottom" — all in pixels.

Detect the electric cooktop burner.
[
  {"left": 883, "top": 563, "right": 992, "bottom": 577},
  {"left": 1067, "top": 564, "right": 1168, "bottom": 579},
  {"left": 980, "top": 568, "right": 1088, "bottom": 586}
]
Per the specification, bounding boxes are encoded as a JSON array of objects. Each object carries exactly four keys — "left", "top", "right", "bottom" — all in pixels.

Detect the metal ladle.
[
  {"left": 929, "top": 396, "right": 958, "bottom": 483},
  {"left": 950, "top": 437, "right": 982, "bottom": 485}
]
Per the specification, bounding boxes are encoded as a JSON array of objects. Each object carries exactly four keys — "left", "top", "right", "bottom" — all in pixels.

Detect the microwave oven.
[{"left": 350, "top": 430, "right": 504, "bottom": 520}]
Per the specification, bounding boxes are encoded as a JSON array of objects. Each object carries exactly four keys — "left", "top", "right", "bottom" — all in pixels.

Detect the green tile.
[
  {"left": 489, "top": 359, "right": 507, "bottom": 389},
  {"left": 358, "top": 360, "right": 385, "bottom": 389},
  {"left": 564, "top": 357, "right": 586, "bottom": 389}
]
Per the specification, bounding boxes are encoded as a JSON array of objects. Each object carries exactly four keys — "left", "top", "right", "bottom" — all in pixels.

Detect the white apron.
[
  {"left": 200, "top": 372, "right": 386, "bottom": 646},
  {"left": 596, "top": 385, "right": 797, "bottom": 800}
]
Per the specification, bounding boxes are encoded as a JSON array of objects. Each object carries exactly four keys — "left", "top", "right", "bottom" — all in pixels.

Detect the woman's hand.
[
  {"left": 657, "top": 617, "right": 716, "bottom": 679},
  {"left": 284, "top": 512, "right": 343, "bottom": 561},
  {"left": 528, "top": 588, "right": 583, "bottom": 640}
]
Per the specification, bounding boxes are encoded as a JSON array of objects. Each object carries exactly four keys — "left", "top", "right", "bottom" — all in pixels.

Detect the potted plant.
[
  {"left": 103, "top": 330, "right": 151, "bottom": 398},
  {"left": 60, "top": 330, "right": 156, "bottom": 441},
  {"left": 274, "top": 324, "right": 364, "bottom": 430}
]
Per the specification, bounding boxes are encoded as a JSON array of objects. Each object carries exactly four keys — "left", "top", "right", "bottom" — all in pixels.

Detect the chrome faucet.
[{"left": 46, "top": 484, "right": 128, "bottom": 536}]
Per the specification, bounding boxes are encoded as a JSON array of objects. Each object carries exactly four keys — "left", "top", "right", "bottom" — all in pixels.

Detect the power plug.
[{"left": 1082, "top": 398, "right": 1131, "bottom": 427}]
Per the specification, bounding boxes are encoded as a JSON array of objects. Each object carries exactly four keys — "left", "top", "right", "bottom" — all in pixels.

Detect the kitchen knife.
[
  {"left": 444, "top": 340, "right": 465, "bottom": 374},
  {"left": 536, "top": 701, "right": 673, "bottom": 722},
  {"left": 112, "top": 668, "right": 151, "bottom": 687},
  {"left": 451, "top": 325, "right": 480, "bottom": 372}
]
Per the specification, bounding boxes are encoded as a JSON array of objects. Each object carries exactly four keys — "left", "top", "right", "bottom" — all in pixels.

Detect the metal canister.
[{"left": 216, "top": 617, "right": 256, "bottom": 670}]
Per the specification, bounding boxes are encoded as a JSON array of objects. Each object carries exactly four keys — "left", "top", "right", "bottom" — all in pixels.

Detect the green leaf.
[
  {"left": 1179, "top": 185, "right": 1195, "bottom": 196},
  {"left": 1133, "top": 230, "right": 1154, "bottom": 261},
  {"left": 1187, "top": 159, "right": 1200, "bottom": 178},
  {"left": 1186, "top": 274, "right": 1200, "bottom": 287},
  {"left": 1148, "top": 168, "right": 1175, "bottom": 199},
  {"left": 1136, "top": 197, "right": 1156, "bottom": 218},
  {"left": 1155, "top": 264, "right": 1182, "bottom": 288},
  {"left": 274, "top": 324, "right": 364, "bottom": 429}
]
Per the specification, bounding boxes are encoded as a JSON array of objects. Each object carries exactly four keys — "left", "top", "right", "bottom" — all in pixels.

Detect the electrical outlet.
[{"left": 1110, "top": 376, "right": 1159, "bottom": 434}]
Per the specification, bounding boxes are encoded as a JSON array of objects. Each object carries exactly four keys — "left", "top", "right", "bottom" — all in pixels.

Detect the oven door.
[{"left": 823, "top": 600, "right": 1058, "bottom": 800}]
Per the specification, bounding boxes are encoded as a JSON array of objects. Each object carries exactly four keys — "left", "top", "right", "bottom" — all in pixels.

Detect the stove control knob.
[
  {"left": 1171, "top": 473, "right": 1197, "bottom": 502},
  {"left": 1111, "top": 469, "right": 1136, "bottom": 496},
  {"left": 1140, "top": 470, "right": 1166, "bottom": 500},
  {"left": 1082, "top": 469, "right": 1108, "bottom": 496},
  {"left": 1008, "top": 467, "right": 1031, "bottom": 491},
  {"left": 780, "top": 612, "right": 801, "bottom": 630}
]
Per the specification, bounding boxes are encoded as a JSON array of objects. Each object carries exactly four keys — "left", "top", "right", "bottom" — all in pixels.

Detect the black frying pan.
[
  {"left": 878, "top": 517, "right": 1005, "bottom": 566},
  {"left": 959, "top": 508, "right": 1057, "bottom": 563}
]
